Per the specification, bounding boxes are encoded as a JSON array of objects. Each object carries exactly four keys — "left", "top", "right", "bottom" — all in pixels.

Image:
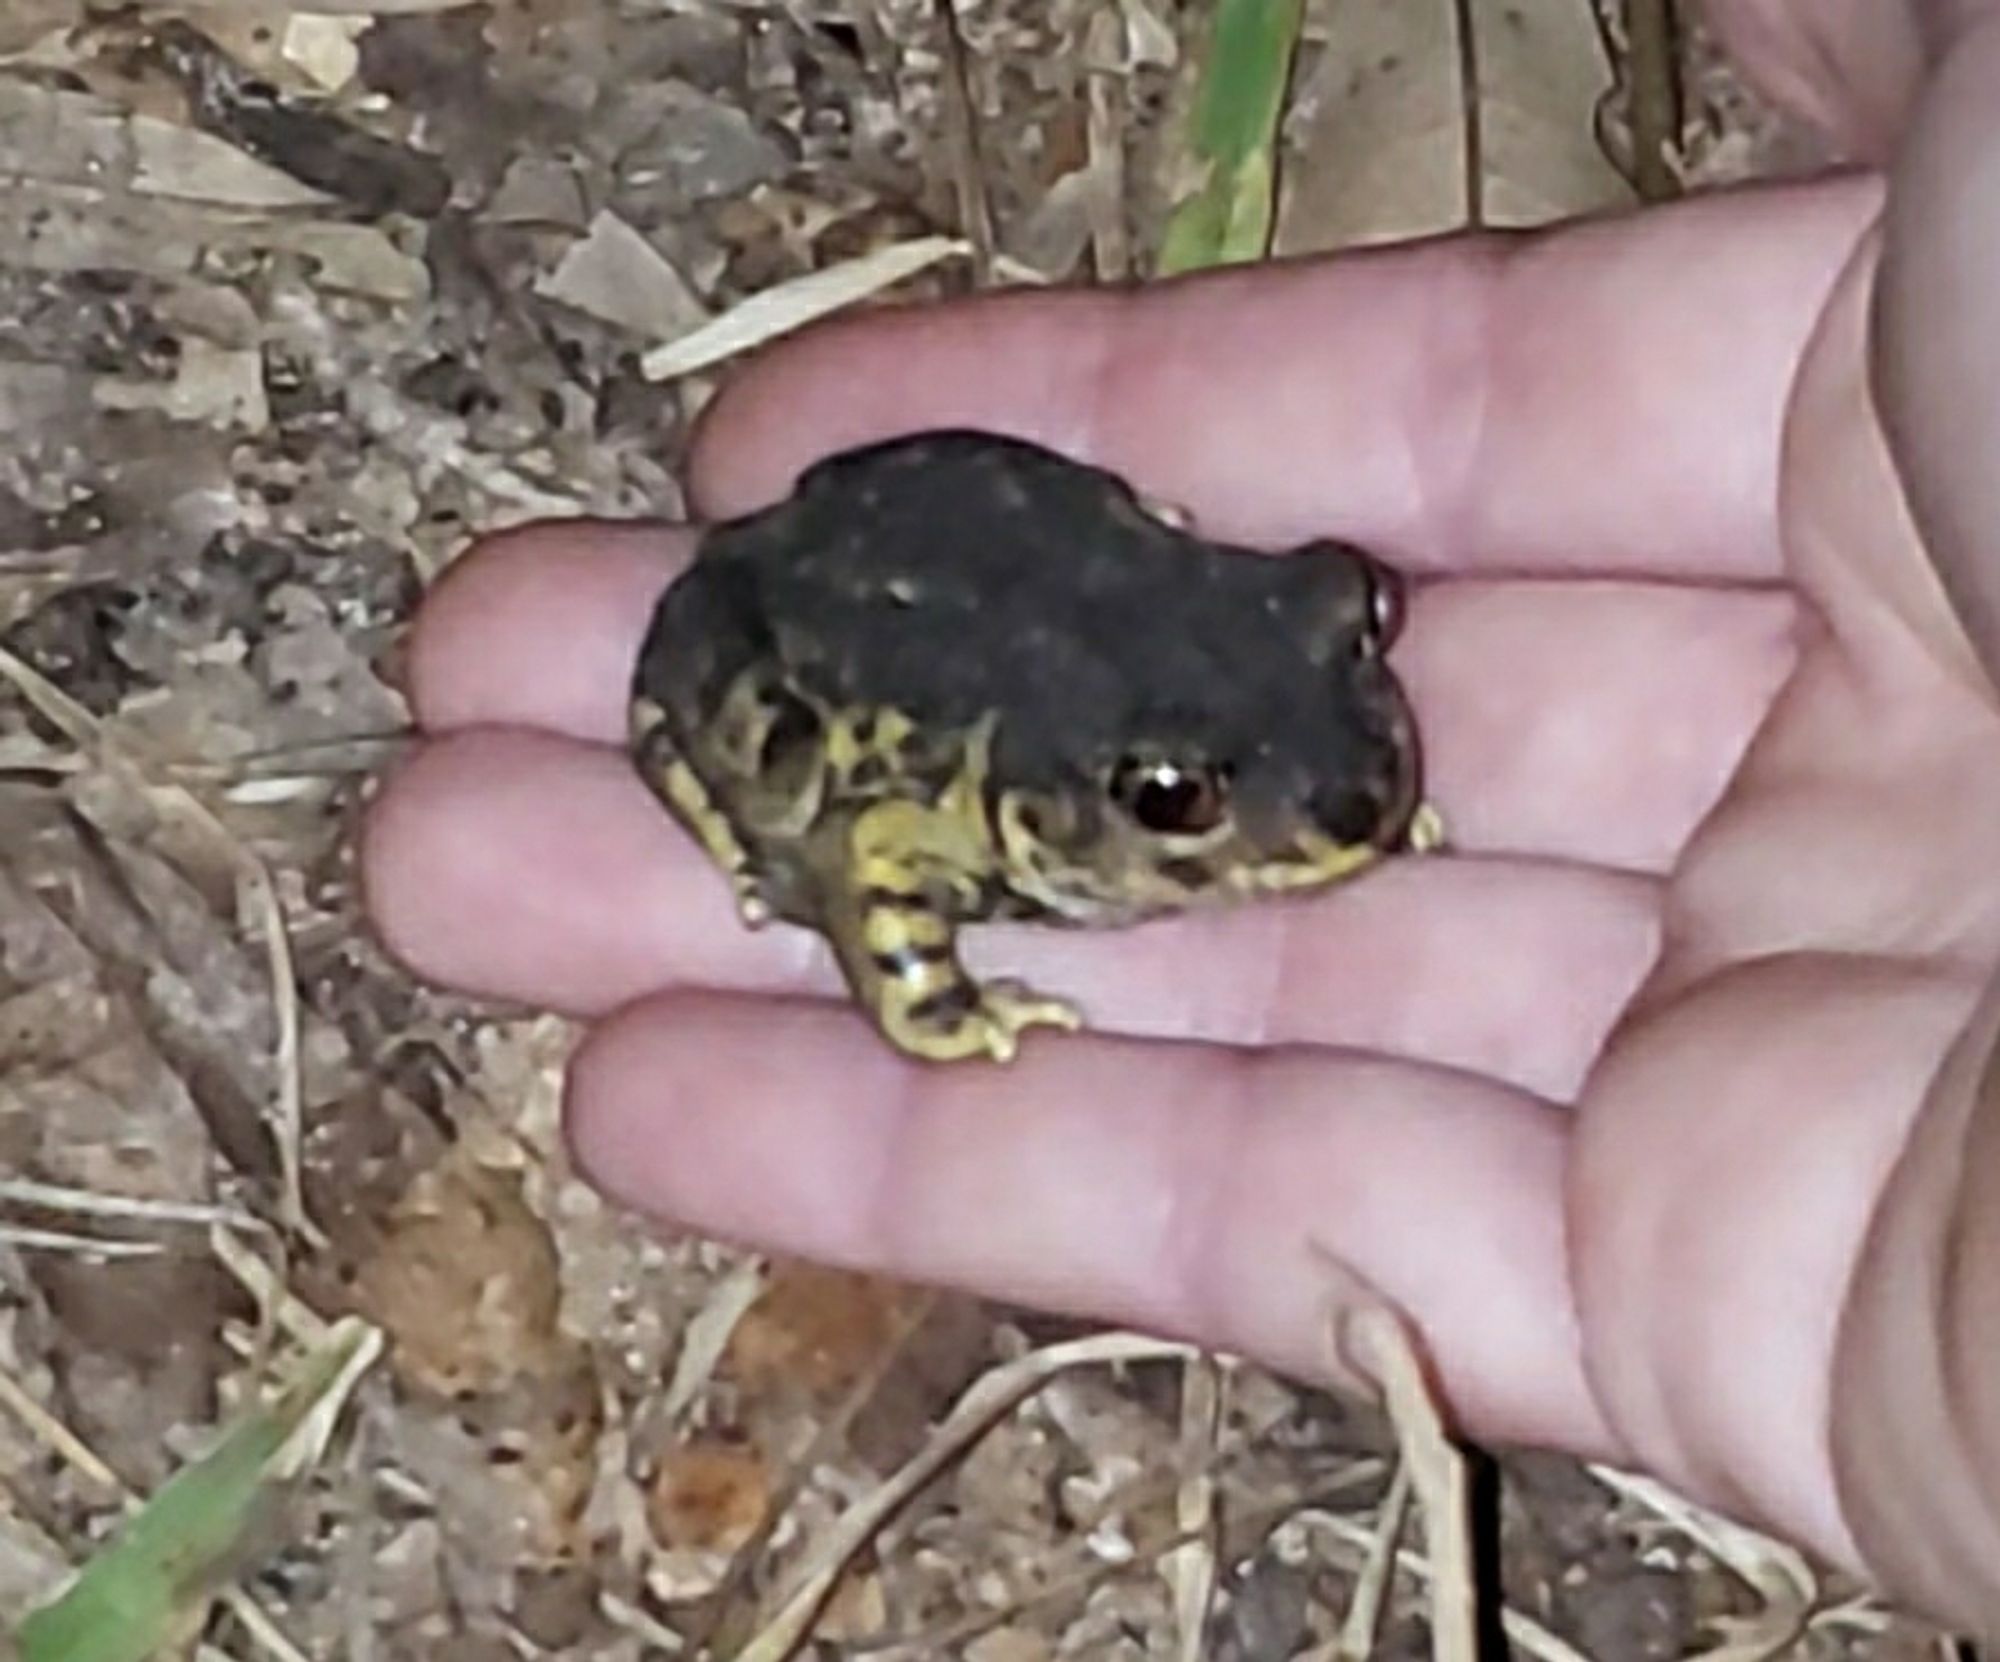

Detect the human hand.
[{"left": 363, "top": 1, "right": 2000, "bottom": 1633}]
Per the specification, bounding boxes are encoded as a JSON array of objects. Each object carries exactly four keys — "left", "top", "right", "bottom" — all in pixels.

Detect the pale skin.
[{"left": 362, "top": 0, "right": 2000, "bottom": 1636}]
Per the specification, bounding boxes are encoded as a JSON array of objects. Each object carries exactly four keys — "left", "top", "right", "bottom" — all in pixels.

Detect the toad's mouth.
[
  {"left": 1228, "top": 835, "right": 1385, "bottom": 897},
  {"left": 1233, "top": 772, "right": 1437, "bottom": 894}
]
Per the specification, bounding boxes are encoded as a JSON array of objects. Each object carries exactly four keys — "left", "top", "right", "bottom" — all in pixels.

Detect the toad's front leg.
[
  {"left": 824, "top": 800, "right": 1079, "bottom": 1063},
  {"left": 632, "top": 697, "right": 776, "bottom": 926}
]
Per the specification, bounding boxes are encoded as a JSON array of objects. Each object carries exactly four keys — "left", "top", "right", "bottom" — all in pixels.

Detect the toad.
[{"left": 631, "top": 430, "right": 1437, "bottom": 1063}]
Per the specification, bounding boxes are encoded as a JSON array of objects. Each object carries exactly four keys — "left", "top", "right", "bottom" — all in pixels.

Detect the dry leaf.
[
  {"left": 0, "top": 79, "right": 331, "bottom": 209},
  {"left": 535, "top": 210, "right": 710, "bottom": 343},
  {"left": 647, "top": 1437, "right": 770, "bottom": 1554},
  {"left": 966, "top": 1630, "right": 1057, "bottom": 1662},
  {"left": 95, "top": 338, "right": 267, "bottom": 430},
  {"left": 0, "top": 0, "right": 82, "bottom": 59},
  {"left": 175, "top": 0, "right": 478, "bottom": 12},
  {"left": 814, "top": 1560, "right": 889, "bottom": 1644},
  {"left": 182, "top": 11, "right": 365, "bottom": 95},
  {"left": 488, "top": 155, "right": 590, "bottom": 229},
  {"left": 723, "top": 1262, "right": 928, "bottom": 1403},
  {"left": 1278, "top": 0, "right": 1633, "bottom": 252},
  {"left": 351, "top": 1154, "right": 563, "bottom": 1398},
  {"left": 0, "top": 179, "right": 426, "bottom": 301},
  {"left": 0, "top": 826, "right": 241, "bottom": 1487}
]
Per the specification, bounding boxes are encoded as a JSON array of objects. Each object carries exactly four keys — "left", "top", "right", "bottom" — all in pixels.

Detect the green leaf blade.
[{"left": 1158, "top": 0, "right": 1305, "bottom": 275}]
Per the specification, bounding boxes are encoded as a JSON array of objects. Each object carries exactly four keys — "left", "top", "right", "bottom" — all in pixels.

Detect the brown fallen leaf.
[
  {"left": 1278, "top": 0, "right": 1634, "bottom": 252},
  {"left": 723, "top": 1261, "right": 931, "bottom": 1404},
  {"left": 647, "top": 1436, "right": 770, "bottom": 1555},
  {"left": 348, "top": 1149, "right": 563, "bottom": 1399}
]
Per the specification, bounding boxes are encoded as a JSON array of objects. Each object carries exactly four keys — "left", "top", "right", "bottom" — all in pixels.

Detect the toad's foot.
[
  {"left": 732, "top": 876, "right": 774, "bottom": 928},
  {"left": 830, "top": 796, "right": 1080, "bottom": 1062},
  {"left": 881, "top": 979, "right": 1082, "bottom": 1064},
  {"left": 1406, "top": 803, "right": 1447, "bottom": 853}
]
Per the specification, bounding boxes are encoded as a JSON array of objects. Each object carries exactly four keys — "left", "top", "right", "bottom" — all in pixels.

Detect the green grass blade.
[
  {"left": 17, "top": 1319, "right": 381, "bottom": 1662},
  {"left": 1158, "top": 0, "right": 1306, "bottom": 274}
]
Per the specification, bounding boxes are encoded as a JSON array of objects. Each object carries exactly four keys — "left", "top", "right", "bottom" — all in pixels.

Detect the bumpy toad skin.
[{"left": 631, "top": 430, "right": 1436, "bottom": 1064}]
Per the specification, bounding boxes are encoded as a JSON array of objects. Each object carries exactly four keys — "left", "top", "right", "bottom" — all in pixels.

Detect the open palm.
[{"left": 363, "top": 171, "right": 1999, "bottom": 1574}]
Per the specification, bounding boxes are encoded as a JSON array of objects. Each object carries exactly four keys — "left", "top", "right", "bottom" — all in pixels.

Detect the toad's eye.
[
  {"left": 1111, "top": 757, "right": 1230, "bottom": 836},
  {"left": 1362, "top": 563, "right": 1405, "bottom": 650}
]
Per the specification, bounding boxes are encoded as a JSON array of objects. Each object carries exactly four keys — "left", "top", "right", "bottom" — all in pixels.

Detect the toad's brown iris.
[{"left": 1112, "top": 757, "right": 1230, "bottom": 836}]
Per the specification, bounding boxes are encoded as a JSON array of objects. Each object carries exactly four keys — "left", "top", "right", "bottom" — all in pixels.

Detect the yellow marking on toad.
[{"left": 635, "top": 698, "right": 773, "bottom": 926}]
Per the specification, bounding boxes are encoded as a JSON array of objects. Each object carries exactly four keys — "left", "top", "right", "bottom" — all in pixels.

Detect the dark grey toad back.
[{"left": 640, "top": 430, "right": 1418, "bottom": 838}]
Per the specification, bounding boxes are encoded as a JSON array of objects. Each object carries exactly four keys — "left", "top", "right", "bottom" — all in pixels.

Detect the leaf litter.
[{"left": 0, "top": 1, "right": 1938, "bottom": 1658}]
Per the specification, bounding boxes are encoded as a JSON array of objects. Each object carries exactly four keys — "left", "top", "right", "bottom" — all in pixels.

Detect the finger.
[
  {"left": 690, "top": 178, "right": 1879, "bottom": 576},
  {"left": 1573, "top": 956, "right": 1975, "bottom": 1568},
  {"left": 404, "top": 532, "right": 1798, "bottom": 869},
  {"left": 564, "top": 994, "right": 1616, "bottom": 1455},
  {"left": 1876, "top": 23, "right": 2000, "bottom": 686},
  {"left": 361, "top": 727, "right": 1660, "bottom": 1099},
  {"left": 1702, "top": 0, "right": 1923, "bottom": 156},
  {"left": 409, "top": 521, "right": 690, "bottom": 738},
  {"left": 1403, "top": 578, "right": 1795, "bottom": 868}
]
